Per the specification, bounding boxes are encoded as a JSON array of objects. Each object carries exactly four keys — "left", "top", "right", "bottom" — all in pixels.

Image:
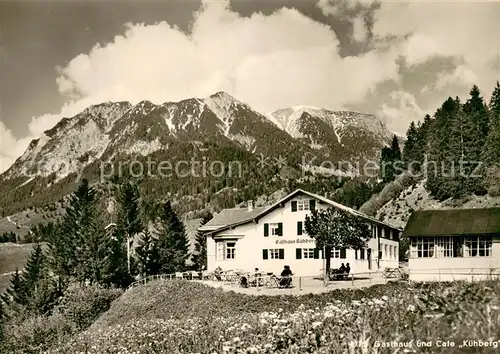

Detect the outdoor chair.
[
  {"left": 264, "top": 275, "right": 293, "bottom": 289},
  {"left": 278, "top": 276, "right": 293, "bottom": 289},
  {"left": 189, "top": 271, "right": 200, "bottom": 279}
]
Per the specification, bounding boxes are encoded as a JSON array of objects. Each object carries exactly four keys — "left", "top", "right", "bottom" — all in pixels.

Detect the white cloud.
[
  {"left": 316, "top": 0, "right": 379, "bottom": 16},
  {"left": 0, "top": 122, "right": 31, "bottom": 173},
  {"left": 373, "top": 0, "right": 499, "bottom": 89},
  {"left": 434, "top": 65, "right": 479, "bottom": 92},
  {"left": 3, "top": 0, "right": 401, "bottom": 162},
  {"left": 352, "top": 17, "right": 367, "bottom": 42},
  {"left": 377, "top": 90, "right": 427, "bottom": 135}
]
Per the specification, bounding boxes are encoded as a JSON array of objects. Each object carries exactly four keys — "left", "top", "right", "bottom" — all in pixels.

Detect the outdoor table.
[{"left": 383, "top": 268, "right": 402, "bottom": 279}]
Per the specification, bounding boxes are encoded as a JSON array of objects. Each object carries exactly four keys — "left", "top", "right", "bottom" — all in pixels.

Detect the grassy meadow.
[{"left": 2, "top": 279, "right": 497, "bottom": 354}]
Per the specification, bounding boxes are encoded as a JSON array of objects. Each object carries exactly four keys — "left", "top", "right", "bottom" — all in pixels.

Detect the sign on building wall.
[{"left": 275, "top": 239, "right": 315, "bottom": 245}]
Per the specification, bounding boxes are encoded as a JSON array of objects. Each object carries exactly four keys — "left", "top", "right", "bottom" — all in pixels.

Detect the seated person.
[
  {"left": 339, "top": 263, "right": 346, "bottom": 274},
  {"left": 214, "top": 266, "right": 223, "bottom": 281},
  {"left": 240, "top": 276, "right": 248, "bottom": 288},
  {"left": 252, "top": 268, "right": 262, "bottom": 286},
  {"left": 345, "top": 263, "right": 351, "bottom": 274},
  {"left": 279, "top": 265, "right": 293, "bottom": 288}
]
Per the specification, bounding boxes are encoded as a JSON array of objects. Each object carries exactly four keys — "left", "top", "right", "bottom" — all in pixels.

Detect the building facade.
[
  {"left": 404, "top": 208, "right": 500, "bottom": 281},
  {"left": 199, "top": 189, "right": 401, "bottom": 277}
]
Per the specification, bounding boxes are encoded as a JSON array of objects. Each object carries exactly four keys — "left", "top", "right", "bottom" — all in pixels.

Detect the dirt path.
[{"left": 198, "top": 277, "right": 389, "bottom": 296}]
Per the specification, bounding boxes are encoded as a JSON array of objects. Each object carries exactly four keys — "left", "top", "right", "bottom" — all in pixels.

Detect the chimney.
[{"left": 247, "top": 200, "right": 254, "bottom": 212}]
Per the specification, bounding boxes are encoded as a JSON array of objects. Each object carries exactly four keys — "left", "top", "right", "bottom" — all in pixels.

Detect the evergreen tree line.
[
  {"left": 1, "top": 178, "right": 213, "bottom": 321},
  {"left": 380, "top": 83, "right": 500, "bottom": 200},
  {"left": 0, "top": 231, "right": 17, "bottom": 243}
]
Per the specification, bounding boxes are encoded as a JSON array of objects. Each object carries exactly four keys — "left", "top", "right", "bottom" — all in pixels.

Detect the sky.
[{"left": 1, "top": 0, "right": 499, "bottom": 173}]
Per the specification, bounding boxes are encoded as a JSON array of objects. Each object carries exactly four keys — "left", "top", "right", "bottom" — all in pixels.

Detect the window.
[
  {"left": 263, "top": 249, "right": 284, "bottom": 260},
  {"left": 217, "top": 241, "right": 236, "bottom": 260},
  {"left": 384, "top": 244, "right": 388, "bottom": 259},
  {"left": 435, "top": 236, "right": 454, "bottom": 258},
  {"left": 410, "top": 237, "right": 435, "bottom": 258},
  {"left": 360, "top": 248, "right": 365, "bottom": 260},
  {"left": 226, "top": 242, "right": 235, "bottom": 259},
  {"left": 268, "top": 249, "right": 284, "bottom": 259},
  {"left": 330, "top": 248, "right": 341, "bottom": 259},
  {"left": 264, "top": 223, "right": 282, "bottom": 236},
  {"left": 464, "top": 236, "right": 492, "bottom": 257},
  {"left": 411, "top": 236, "right": 492, "bottom": 259},
  {"left": 292, "top": 199, "right": 315, "bottom": 212},
  {"left": 270, "top": 223, "right": 280, "bottom": 236},
  {"left": 388, "top": 245, "right": 392, "bottom": 259},
  {"left": 297, "top": 200, "right": 310, "bottom": 211},
  {"left": 302, "top": 248, "right": 315, "bottom": 259}
]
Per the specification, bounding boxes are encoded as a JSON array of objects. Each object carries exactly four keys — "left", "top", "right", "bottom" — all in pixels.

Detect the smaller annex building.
[
  {"left": 404, "top": 208, "right": 500, "bottom": 281},
  {"left": 199, "top": 189, "right": 401, "bottom": 277}
]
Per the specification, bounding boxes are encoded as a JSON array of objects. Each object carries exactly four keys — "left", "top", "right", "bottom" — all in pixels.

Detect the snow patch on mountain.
[
  {"left": 268, "top": 106, "right": 391, "bottom": 145},
  {"left": 124, "top": 138, "right": 163, "bottom": 156},
  {"left": 228, "top": 134, "right": 256, "bottom": 151},
  {"left": 300, "top": 164, "right": 358, "bottom": 178},
  {"left": 204, "top": 92, "right": 241, "bottom": 136}
]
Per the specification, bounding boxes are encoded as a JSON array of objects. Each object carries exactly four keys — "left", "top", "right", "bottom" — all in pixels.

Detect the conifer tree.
[
  {"left": 415, "top": 114, "right": 432, "bottom": 165},
  {"left": 155, "top": 201, "right": 190, "bottom": 274},
  {"left": 483, "top": 81, "right": 500, "bottom": 165},
  {"left": 379, "top": 135, "right": 402, "bottom": 183},
  {"left": 21, "top": 243, "right": 61, "bottom": 315},
  {"left": 391, "top": 135, "right": 402, "bottom": 162},
  {"left": 1, "top": 269, "right": 26, "bottom": 307},
  {"left": 22, "top": 243, "right": 45, "bottom": 300},
  {"left": 47, "top": 179, "right": 107, "bottom": 286},
  {"left": 77, "top": 215, "right": 108, "bottom": 286},
  {"left": 426, "top": 97, "right": 461, "bottom": 199},
  {"left": 460, "top": 86, "right": 489, "bottom": 194},
  {"left": 105, "top": 180, "right": 142, "bottom": 287},
  {"left": 403, "top": 121, "right": 419, "bottom": 169},
  {"left": 192, "top": 212, "right": 213, "bottom": 271},
  {"left": 0, "top": 299, "right": 4, "bottom": 340},
  {"left": 135, "top": 229, "right": 161, "bottom": 277}
]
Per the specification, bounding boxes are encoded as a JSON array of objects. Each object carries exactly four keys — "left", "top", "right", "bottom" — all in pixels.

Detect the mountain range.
[{"left": 0, "top": 92, "right": 395, "bottom": 218}]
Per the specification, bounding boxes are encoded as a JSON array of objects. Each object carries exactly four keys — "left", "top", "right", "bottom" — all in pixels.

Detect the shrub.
[
  {"left": 1, "top": 313, "right": 73, "bottom": 354},
  {"left": 55, "top": 284, "right": 123, "bottom": 330},
  {"left": 488, "top": 185, "right": 500, "bottom": 197}
]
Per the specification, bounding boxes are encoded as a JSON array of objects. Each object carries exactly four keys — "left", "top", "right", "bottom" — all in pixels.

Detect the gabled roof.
[
  {"left": 200, "top": 206, "right": 269, "bottom": 231},
  {"left": 403, "top": 208, "right": 500, "bottom": 237},
  {"left": 199, "top": 189, "right": 401, "bottom": 235}
]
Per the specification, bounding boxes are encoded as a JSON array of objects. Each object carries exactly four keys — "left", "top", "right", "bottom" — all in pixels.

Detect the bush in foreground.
[
  {"left": 44, "top": 280, "right": 500, "bottom": 354},
  {"left": 0, "top": 284, "right": 123, "bottom": 354}
]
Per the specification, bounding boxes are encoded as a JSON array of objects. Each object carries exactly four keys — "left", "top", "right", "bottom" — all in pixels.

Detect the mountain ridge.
[
  {"left": 0, "top": 91, "right": 395, "bottom": 218},
  {"left": 2, "top": 91, "right": 393, "bottom": 182}
]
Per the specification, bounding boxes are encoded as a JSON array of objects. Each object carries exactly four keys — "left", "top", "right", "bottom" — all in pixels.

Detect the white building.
[
  {"left": 405, "top": 208, "right": 500, "bottom": 281},
  {"left": 199, "top": 189, "right": 401, "bottom": 277}
]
